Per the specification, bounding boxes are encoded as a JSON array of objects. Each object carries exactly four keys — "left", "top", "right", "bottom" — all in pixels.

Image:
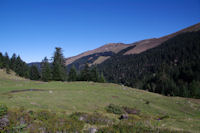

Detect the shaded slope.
[{"left": 99, "top": 31, "right": 200, "bottom": 98}]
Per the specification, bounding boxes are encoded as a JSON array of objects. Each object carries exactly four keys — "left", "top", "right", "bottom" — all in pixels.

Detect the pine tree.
[
  {"left": 99, "top": 72, "right": 106, "bottom": 83},
  {"left": 68, "top": 65, "right": 77, "bottom": 81},
  {"left": 80, "top": 64, "right": 91, "bottom": 81},
  {"left": 0, "top": 52, "right": 3, "bottom": 68},
  {"left": 41, "top": 57, "right": 52, "bottom": 82},
  {"left": 90, "top": 66, "right": 99, "bottom": 82},
  {"left": 52, "top": 47, "right": 66, "bottom": 81},
  {"left": 29, "top": 65, "right": 40, "bottom": 80},
  {"left": 10, "top": 53, "right": 17, "bottom": 71},
  {"left": 3, "top": 52, "right": 10, "bottom": 71}
]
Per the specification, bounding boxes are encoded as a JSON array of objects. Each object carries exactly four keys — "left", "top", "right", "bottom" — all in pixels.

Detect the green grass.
[{"left": 0, "top": 69, "right": 200, "bottom": 132}]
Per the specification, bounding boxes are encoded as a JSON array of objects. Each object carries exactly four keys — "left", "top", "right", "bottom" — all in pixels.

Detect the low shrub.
[
  {"left": 70, "top": 112, "right": 112, "bottom": 125},
  {"left": 0, "top": 104, "right": 8, "bottom": 117},
  {"left": 105, "top": 104, "right": 124, "bottom": 115}
]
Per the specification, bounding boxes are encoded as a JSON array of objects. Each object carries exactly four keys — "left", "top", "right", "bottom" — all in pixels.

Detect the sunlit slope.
[{"left": 0, "top": 69, "right": 200, "bottom": 132}]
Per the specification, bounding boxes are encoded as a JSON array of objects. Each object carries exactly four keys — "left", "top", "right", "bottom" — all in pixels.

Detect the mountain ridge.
[{"left": 65, "top": 23, "right": 200, "bottom": 66}]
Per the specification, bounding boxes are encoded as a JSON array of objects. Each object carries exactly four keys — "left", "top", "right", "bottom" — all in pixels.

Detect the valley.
[{"left": 0, "top": 69, "right": 200, "bottom": 132}]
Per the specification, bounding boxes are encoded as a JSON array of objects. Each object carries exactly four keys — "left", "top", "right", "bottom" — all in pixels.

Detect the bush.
[
  {"left": 70, "top": 112, "right": 112, "bottom": 125},
  {"left": 106, "top": 104, "right": 124, "bottom": 115},
  {"left": 0, "top": 104, "right": 8, "bottom": 117}
]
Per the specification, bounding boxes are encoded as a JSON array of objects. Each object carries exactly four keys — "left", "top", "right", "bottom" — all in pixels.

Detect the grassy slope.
[{"left": 0, "top": 69, "right": 200, "bottom": 132}]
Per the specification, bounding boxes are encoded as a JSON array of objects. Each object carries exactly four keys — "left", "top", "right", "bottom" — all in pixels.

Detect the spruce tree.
[
  {"left": 3, "top": 52, "right": 10, "bottom": 70},
  {"left": 80, "top": 63, "right": 90, "bottom": 81},
  {"left": 41, "top": 57, "right": 52, "bottom": 82},
  {"left": 29, "top": 65, "right": 40, "bottom": 80},
  {"left": 0, "top": 52, "right": 3, "bottom": 68},
  {"left": 68, "top": 65, "right": 77, "bottom": 81},
  {"left": 99, "top": 72, "right": 106, "bottom": 83},
  {"left": 10, "top": 53, "right": 17, "bottom": 71},
  {"left": 90, "top": 66, "right": 99, "bottom": 82},
  {"left": 52, "top": 47, "right": 66, "bottom": 81}
]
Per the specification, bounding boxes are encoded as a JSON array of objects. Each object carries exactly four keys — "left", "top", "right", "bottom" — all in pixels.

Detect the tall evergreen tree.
[
  {"left": 68, "top": 65, "right": 77, "bottom": 81},
  {"left": 10, "top": 53, "right": 17, "bottom": 71},
  {"left": 15, "top": 56, "right": 23, "bottom": 76},
  {"left": 4, "top": 53, "right": 10, "bottom": 74},
  {"left": 52, "top": 47, "right": 66, "bottom": 81},
  {"left": 80, "top": 64, "right": 91, "bottom": 81},
  {"left": 0, "top": 52, "right": 3, "bottom": 68},
  {"left": 41, "top": 57, "right": 52, "bottom": 82},
  {"left": 99, "top": 72, "right": 106, "bottom": 83},
  {"left": 29, "top": 65, "right": 40, "bottom": 80},
  {"left": 90, "top": 66, "right": 99, "bottom": 82}
]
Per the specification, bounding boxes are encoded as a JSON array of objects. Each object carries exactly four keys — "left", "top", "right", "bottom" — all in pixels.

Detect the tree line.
[{"left": 0, "top": 47, "right": 105, "bottom": 83}]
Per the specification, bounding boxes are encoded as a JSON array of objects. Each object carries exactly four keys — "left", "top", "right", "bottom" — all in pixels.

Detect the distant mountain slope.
[
  {"left": 99, "top": 31, "right": 200, "bottom": 98},
  {"left": 67, "top": 51, "right": 115, "bottom": 70},
  {"left": 65, "top": 43, "right": 130, "bottom": 66},
  {"left": 65, "top": 23, "right": 200, "bottom": 68},
  {"left": 124, "top": 23, "right": 200, "bottom": 55},
  {"left": 28, "top": 62, "right": 42, "bottom": 72}
]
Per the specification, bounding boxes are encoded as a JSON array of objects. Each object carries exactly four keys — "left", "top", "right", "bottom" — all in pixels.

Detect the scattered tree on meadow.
[
  {"left": 41, "top": 57, "right": 52, "bottom": 82},
  {"left": 52, "top": 47, "right": 67, "bottom": 81}
]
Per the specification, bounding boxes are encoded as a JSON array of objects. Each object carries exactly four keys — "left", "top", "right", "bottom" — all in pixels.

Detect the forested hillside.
[
  {"left": 99, "top": 31, "right": 200, "bottom": 98},
  {"left": 0, "top": 53, "right": 29, "bottom": 78}
]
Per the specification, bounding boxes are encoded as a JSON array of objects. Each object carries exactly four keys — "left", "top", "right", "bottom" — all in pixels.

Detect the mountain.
[
  {"left": 99, "top": 30, "right": 200, "bottom": 98},
  {"left": 65, "top": 23, "right": 200, "bottom": 69},
  {"left": 124, "top": 22, "right": 200, "bottom": 55},
  {"left": 28, "top": 62, "right": 42, "bottom": 72},
  {"left": 65, "top": 43, "right": 130, "bottom": 67}
]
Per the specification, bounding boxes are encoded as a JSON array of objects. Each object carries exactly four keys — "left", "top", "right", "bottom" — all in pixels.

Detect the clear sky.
[{"left": 0, "top": 0, "right": 200, "bottom": 63}]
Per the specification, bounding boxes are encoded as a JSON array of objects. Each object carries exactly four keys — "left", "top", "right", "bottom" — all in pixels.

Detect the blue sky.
[{"left": 0, "top": 0, "right": 200, "bottom": 63}]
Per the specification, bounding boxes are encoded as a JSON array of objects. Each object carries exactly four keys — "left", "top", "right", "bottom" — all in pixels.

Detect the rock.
[
  {"left": 89, "top": 128, "right": 97, "bottom": 133},
  {"left": 79, "top": 116, "right": 84, "bottom": 121},
  {"left": 0, "top": 116, "right": 9, "bottom": 130},
  {"left": 123, "top": 87, "right": 128, "bottom": 90},
  {"left": 20, "top": 117, "right": 26, "bottom": 125},
  {"left": 119, "top": 114, "right": 128, "bottom": 120}
]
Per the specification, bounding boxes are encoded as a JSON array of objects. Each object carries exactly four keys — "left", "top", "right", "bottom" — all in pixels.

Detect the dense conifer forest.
[{"left": 99, "top": 31, "right": 200, "bottom": 98}]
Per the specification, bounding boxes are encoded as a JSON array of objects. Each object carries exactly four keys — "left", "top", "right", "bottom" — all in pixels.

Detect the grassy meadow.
[{"left": 0, "top": 69, "right": 200, "bottom": 132}]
